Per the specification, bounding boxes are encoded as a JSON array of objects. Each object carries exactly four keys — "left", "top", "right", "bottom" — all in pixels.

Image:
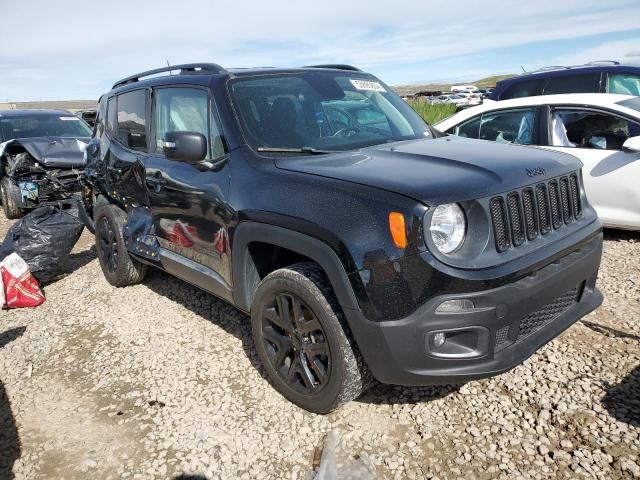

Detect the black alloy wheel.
[
  {"left": 261, "top": 292, "right": 331, "bottom": 394},
  {"left": 251, "top": 262, "right": 369, "bottom": 413}
]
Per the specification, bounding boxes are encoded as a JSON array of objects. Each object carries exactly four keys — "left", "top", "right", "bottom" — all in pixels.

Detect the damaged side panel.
[{"left": 123, "top": 206, "right": 160, "bottom": 261}]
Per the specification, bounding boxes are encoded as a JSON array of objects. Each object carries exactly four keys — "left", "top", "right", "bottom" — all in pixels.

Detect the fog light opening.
[
  {"left": 435, "top": 298, "right": 475, "bottom": 313},
  {"left": 432, "top": 332, "right": 446, "bottom": 348}
]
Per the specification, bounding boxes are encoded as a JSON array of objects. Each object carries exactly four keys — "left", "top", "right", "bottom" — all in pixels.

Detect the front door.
[
  {"left": 544, "top": 107, "right": 640, "bottom": 229},
  {"left": 144, "top": 86, "right": 232, "bottom": 296}
]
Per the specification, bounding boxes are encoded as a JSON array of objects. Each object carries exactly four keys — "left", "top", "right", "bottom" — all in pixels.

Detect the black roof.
[
  {"left": 110, "top": 63, "right": 365, "bottom": 92},
  {"left": 0, "top": 109, "right": 72, "bottom": 118},
  {"left": 518, "top": 61, "right": 638, "bottom": 77}
]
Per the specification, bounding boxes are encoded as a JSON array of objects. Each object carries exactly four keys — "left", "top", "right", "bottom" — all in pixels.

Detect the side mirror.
[
  {"left": 162, "top": 131, "right": 207, "bottom": 163},
  {"left": 622, "top": 135, "right": 640, "bottom": 153}
]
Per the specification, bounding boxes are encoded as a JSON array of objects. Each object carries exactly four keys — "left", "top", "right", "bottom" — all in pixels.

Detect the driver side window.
[
  {"left": 550, "top": 109, "right": 640, "bottom": 150},
  {"left": 154, "top": 87, "right": 225, "bottom": 160}
]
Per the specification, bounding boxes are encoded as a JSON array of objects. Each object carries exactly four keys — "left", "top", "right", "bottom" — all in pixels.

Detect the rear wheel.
[
  {"left": 251, "top": 262, "right": 369, "bottom": 413},
  {"left": 95, "top": 204, "right": 147, "bottom": 286},
  {"left": 0, "top": 176, "right": 24, "bottom": 219}
]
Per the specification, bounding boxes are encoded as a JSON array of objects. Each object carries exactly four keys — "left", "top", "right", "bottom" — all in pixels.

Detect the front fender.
[{"left": 231, "top": 221, "right": 361, "bottom": 314}]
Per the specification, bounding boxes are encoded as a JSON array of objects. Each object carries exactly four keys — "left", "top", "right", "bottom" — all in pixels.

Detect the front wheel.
[
  {"left": 251, "top": 262, "right": 369, "bottom": 413},
  {"left": 95, "top": 204, "right": 147, "bottom": 287}
]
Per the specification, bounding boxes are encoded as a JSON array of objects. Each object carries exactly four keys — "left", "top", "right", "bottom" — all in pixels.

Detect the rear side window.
[
  {"left": 479, "top": 109, "right": 535, "bottom": 144},
  {"left": 500, "top": 79, "right": 543, "bottom": 100},
  {"left": 608, "top": 73, "right": 640, "bottom": 95},
  {"left": 542, "top": 73, "right": 600, "bottom": 95},
  {"left": 452, "top": 115, "right": 481, "bottom": 138},
  {"left": 116, "top": 90, "right": 147, "bottom": 152},
  {"left": 451, "top": 109, "right": 535, "bottom": 145}
]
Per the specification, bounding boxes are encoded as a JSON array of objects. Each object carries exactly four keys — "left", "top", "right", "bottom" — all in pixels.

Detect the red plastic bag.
[{"left": 1, "top": 253, "right": 45, "bottom": 309}]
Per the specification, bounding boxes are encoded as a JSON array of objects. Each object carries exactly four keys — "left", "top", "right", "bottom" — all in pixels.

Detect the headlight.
[{"left": 429, "top": 203, "right": 466, "bottom": 254}]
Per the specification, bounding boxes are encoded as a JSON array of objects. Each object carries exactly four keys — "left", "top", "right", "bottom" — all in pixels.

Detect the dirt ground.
[{"left": 0, "top": 216, "right": 638, "bottom": 480}]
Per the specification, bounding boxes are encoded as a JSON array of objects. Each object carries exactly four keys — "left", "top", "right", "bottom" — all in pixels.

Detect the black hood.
[
  {"left": 275, "top": 136, "right": 582, "bottom": 205},
  {"left": 1, "top": 137, "right": 89, "bottom": 169}
]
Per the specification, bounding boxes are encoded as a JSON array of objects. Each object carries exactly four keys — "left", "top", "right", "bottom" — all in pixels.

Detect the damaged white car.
[{"left": 0, "top": 109, "right": 92, "bottom": 218}]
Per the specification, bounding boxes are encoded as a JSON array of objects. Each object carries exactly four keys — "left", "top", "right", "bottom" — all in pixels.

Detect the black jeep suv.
[{"left": 83, "top": 63, "right": 603, "bottom": 413}]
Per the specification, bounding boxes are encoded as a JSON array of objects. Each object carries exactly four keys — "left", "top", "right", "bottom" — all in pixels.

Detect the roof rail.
[
  {"left": 527, "top": 65, "right": 570, "bottom": 74},
  {"left": 112, "top": 63, "right": 226, "bottom": 89},
  {"left": 586, "top": 60, "right": 620, "bottom": 65},
  {"left": 304, "top": 64, "right": 362, "bottom": 72}
]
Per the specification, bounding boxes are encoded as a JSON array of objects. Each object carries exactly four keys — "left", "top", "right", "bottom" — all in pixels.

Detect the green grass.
[{"left": 406, "top": 100, "right": 457, "bottom": 125}]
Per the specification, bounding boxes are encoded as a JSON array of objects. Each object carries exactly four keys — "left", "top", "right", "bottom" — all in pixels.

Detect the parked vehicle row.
[{"left": 68, "top": 63, "right": 604, "bottom": 412}]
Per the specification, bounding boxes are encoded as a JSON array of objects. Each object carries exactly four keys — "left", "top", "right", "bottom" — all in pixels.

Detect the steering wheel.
[{"left": 332, "top": 126, "right": 361, "bottom": 137}]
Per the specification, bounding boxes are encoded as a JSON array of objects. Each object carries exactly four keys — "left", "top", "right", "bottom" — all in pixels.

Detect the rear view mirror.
[
  {"left": 162, "top": 131, "right": 207, "bottom": 163},
  {"left": 622, "top": 135, "right": 640, "bottom": 153}
]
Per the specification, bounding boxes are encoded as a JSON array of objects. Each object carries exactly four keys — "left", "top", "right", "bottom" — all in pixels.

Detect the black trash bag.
[{"left": 0, "top": 202, "right": 85, "bottom": 283}]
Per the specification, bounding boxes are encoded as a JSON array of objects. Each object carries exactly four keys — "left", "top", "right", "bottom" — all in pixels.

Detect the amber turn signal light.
[{"left": 388, "top": 212, "right": 407, "bottom": 248}]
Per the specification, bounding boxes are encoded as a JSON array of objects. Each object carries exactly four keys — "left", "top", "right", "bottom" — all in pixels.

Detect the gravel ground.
[{"left": 0, "top": 216, "right": 638, "bottom": 480}]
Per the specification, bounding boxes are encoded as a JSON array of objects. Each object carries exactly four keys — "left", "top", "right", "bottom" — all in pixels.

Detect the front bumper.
[{"left": 344, "top": 232, "right": 603, "bottom": 386}]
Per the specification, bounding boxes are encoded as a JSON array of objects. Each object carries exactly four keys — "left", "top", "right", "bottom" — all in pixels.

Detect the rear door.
[
  {"left": 144, "top": 85, "right": 232, "bottom": 297},
  {"left": 542, "top": 106, "right": 640, "bottom": 229}
]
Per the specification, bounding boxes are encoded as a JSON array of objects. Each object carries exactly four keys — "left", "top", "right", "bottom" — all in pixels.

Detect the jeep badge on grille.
[{"left": 526, "top": 167, "right": 546, "bottom": 177}]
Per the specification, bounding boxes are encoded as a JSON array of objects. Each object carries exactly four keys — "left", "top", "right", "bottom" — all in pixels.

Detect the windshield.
[
  {"left": 229, "top": 72, "right": 431, "bottom": 152},
  {"left": 617, "top": 96, "right": 640, "bottom": 113},
  {"left": 0, "top": 114, "right": 92, "bottom": 141}
]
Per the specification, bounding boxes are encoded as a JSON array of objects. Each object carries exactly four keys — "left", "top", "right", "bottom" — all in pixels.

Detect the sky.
[{"left": 1, "top": 0, "right": 640, "bottom": 101}]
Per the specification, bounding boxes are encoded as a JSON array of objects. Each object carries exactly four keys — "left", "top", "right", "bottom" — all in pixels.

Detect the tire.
[
  {"left": 95, "top": 203, "right": 147, "bottom": 287},
  {"left": 0, "top": 176, "right": 24, "bottom": 219},
  {"left": 251, "top": 262, "right": 370, "bottom": 413}
]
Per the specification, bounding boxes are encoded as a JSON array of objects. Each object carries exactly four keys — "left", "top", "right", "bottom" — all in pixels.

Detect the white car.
[
  {"left": 434, "top": 94, "right": 470, "bottom": 107},
  {"left": 455, "top": 92, "right": 483, "bottom": 105},
  {"left": 435, "top": 93, "right": 640, "bottom": 230}
]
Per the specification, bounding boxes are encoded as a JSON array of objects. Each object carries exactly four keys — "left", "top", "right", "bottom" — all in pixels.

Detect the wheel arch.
[{"left": 232, "top": 222, "right": 360, "bottom": 315}]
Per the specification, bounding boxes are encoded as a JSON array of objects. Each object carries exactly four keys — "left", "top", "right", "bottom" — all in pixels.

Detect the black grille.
[
  {"left": 490, "top": 173, "right": 582, "bottom": 252},
  {"left": 536, "top": 184, "right": 551, "bottom": 235},
  {"left": 495, "top": 325, "right": 510, "bottom": 348},
  {"left": 569, "top": 174, "right": 582, "bottom": 219},
  {"left": 490, "top": 197, "right": 510, "bottom": 252},
  {"left": 522, "top": 188, "right": 538, "bottom": 240},
  {"left": 516, "top": 286, "right": 580, "bottom": 341},
  {"left": 507, "top": 193, "right": 525, "bottom": 246},
  {"left": 548, "top": 180, "right": 562, "bottom": 230},
  {"left": 559, "top": 177, "right": 573, "bottom": 224}
]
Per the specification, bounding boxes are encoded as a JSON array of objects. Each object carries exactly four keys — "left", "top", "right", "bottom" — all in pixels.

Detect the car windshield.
[
  {"left": 229, "top": 71, "right": 432, "bottom": 152},
  {"left": 0, "top": 114, "right": 92, "bottom": 141},
  {"left": 616, "top": 96, "right": 640, "bottom": 113}
]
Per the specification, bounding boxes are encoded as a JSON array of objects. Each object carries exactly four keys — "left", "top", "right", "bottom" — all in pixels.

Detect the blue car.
[{"left": 489, "top": 61, "right": 640, "bottom": 101}]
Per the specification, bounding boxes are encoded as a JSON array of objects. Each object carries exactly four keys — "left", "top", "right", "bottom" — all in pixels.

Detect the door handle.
[{"left": 146, "top": 173, "right": 167, "bottom": 193}]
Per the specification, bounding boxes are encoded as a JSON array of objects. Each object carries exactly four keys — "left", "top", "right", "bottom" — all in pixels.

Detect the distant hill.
[
  {"left": 0, "top": 100, "right": 97, "bottom": 111},
  {"left": 393, "top": 74, "right": 516, "bottom": 96}
]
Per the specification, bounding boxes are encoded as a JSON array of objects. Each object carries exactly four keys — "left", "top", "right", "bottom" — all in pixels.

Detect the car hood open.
[
  {"left": 0, "top": 136, "right": 89, "bottom": 169},
  {"left": 275, "top": 136, "right": 581, "bottom": 205}
]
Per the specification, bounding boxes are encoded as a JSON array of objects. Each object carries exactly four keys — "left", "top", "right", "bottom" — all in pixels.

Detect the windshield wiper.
[{"left": 256, "top": 146, "right": 339, "bottom": 155}]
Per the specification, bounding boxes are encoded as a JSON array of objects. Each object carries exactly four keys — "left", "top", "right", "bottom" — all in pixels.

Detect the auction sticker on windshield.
[{"left": 350, "top": 79, "right": 386, "bottom": 92}]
